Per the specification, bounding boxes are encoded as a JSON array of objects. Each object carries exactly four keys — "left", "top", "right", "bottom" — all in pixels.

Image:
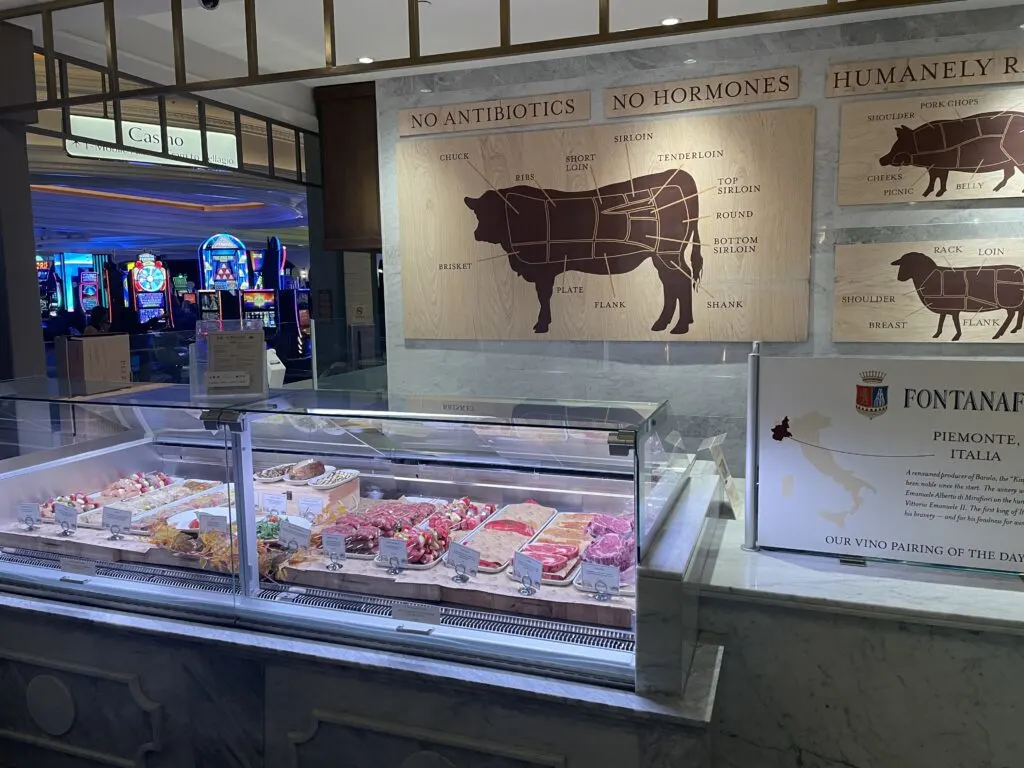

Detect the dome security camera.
[{"left": 199, "top": 0, "right": 220, "bottom": 9}]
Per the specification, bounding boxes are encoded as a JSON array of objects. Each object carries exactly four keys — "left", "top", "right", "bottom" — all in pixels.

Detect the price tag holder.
[
  {"left": 378, "top": 537, "right": 408, "bottom": 574},
  {"left": 297, "top": 495, "right": 324, "bottom": 522},
  {"left": 261, "top": 492, "right": 287, "bottom": 517},
  {"left": 17, "top": 502, "right": 40, "bottom": 531},
  {"left": 392, "top": 601, "right": 441, "bottom": 626},
  {"left": 448, "top": 541, "right": 480, "bottom": 583},
  {"left": 102, "top": 506, "right": 132, "bottom": 540},
  {"left": 578, "top": 562, "right": 621, "bottom": 601},
  {"left": 513, "top": 552, "right": 543, "bottom": 596},
  {"left": 60, "top": 558, "right": 96, "bottom": 577},
  {"left": 321, "top": 532, "right": 346, "bottom": 570},
  {"left": 197, "top": 513, "right": 229, "bottom": 534},
  {"left": 54, "top": 503, "right": 78, "bottom": 535},
  {"left": 278, "top": 520, "right": 311, "bottom": 551}
]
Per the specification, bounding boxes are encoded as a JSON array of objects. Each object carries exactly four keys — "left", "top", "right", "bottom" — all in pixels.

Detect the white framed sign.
[{"left": 757, "top": 356, "right": 1024, "bottom": 572}]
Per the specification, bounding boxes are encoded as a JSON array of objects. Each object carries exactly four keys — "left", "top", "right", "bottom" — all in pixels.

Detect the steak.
[
  {"left": 583, "top": 532, "right": 636, "bottom": 570},
  {"left": 587, "top": 514, "right": 634, "bottom": 538}
]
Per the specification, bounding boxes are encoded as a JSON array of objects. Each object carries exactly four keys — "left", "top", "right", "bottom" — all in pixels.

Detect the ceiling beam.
[{"left": 0, "top": 0, "right": 952, "bottom": 115}]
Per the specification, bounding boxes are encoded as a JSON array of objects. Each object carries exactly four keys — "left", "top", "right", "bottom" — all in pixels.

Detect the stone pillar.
[
  {"left": 0, "top": 22, "right": 44, "bottom": 381},
  {"left": 305, "top": 134, "right": 349, "bottom": 384}
]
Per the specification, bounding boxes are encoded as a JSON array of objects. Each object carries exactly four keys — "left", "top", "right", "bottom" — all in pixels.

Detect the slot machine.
[
  {"left": 129, "top": 253, "right": 174, "bottom": 328},
  {"left": 240, "top": 290, "right": 278, "bottom": 329},
  {"left": 78, "top": 270, "right": 100, "bottom": 313}
]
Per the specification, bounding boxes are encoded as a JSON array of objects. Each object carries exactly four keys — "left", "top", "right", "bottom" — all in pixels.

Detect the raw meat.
[
  {"left": 583, "top": 532, "right": 636, "bottom": 571},
  {"left": 525, "top": 542, "right": 578, "bottom": 559},
  {"left": 468, "top": 502, "right": 557, "bottom": 570},
  {"left": 520, "top": 543, "right": 572, "bottom": 573},
  {"left": 367, "top": 502, "right": 436, "bottom": 535},
  {"left": 483, "top": 519, "right": 536, "bottom": 537},
  {"left": 586, "top": 514, "right": 633, "bottom": 538}
]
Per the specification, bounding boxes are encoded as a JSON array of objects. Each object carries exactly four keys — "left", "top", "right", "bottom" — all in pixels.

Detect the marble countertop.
[
  {"left": 698, "top": 514, "right": 1024, "bottom": 636},
  {"left": 0, "top": 589, "right": 720, "bottom": 729}
]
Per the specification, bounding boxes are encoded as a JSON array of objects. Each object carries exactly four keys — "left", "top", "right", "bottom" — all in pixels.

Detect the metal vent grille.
[{"left": 0, "top": 547, "right": 634, "bottom": 652}]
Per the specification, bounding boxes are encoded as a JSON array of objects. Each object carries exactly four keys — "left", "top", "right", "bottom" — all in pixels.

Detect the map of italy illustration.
[{"left": 772, "top": 414, "right": 877, "bottom": 526}]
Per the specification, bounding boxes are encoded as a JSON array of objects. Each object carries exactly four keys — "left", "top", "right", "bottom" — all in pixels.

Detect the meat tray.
[
  {"left": 505, "top": 512, "right": 596, "bottom": 587},
  {"left": 454, "top": 503, "right": 556, "bottom": 574}
]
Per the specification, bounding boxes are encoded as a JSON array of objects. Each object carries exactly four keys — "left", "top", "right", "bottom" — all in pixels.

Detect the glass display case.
[{"left": 0, "top": 379, "right": 695, "bottom": 688}]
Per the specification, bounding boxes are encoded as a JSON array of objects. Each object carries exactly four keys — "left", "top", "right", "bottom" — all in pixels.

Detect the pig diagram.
[{"left": 879, "top": 111, "right": 1024, "bottom": 198}]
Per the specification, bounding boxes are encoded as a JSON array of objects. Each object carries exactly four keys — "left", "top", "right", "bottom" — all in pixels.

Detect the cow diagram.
[
  {"left": 879, "top": 111, "right": 1024, "bottom": 198},
  {"left": 891, "top": 251, "right": 1024, "bottom": 340},
  {"left": 464, "top": 169, "right": 703, "bottom": 335}
]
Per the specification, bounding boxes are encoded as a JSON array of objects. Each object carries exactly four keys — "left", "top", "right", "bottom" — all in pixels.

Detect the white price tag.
[
  {"left": 205, "top": 371, "right": 251, "bottom": 389},
  {"left": 261, "top": 492, "right": 287, "bottom": 517},
  {"left": 297, "top": 495, "right": 324, "bottom": 521},
  {"left": 391, "top": 602, "right": 441, "bottom": 625},
  {"left": 321, "top": 533, "right": 347, "bottom": 558},
  {"left": 579, "top": 562, "right": 621, "bottom": 594},
  {"left": 278, "top": 520, "right": 311, "bottom": 550},
  {"left": 17, "top": 502, "right": 40, "bottom": 526},
  {"left": 448, "top": 541, "right": 480, "bottom": 578},
  {"left": 197, "top": 513, "right": 229, "bottom": 534},
  {"left": 60, "top": 558, "right": 96, "bottom": 576},
  {"left": 54, "top": 503, "right": 79, "bottom": 531},
  {"left": 378, "top": 536, "right": 408, "bottom": 566},
  {"left": 102, "top": 506, "right": 132, "bottom": 532},
  {"left": 513, "top": 551, "right": 543, "bottom": 590}
]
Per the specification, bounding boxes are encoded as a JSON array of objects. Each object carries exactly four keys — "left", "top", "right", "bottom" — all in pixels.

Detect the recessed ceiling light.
[
  {"left": 684, "top": 58, "right": 697, "bottom": 64},
  {"left": 661, "top": 17, "right": 681, "bottom": 26},
  {"left": 420, "top": 87, "right": 433, "bottom": 93},
  {"left": 358, "top": 56, "right": 374, "bottom": 64}
]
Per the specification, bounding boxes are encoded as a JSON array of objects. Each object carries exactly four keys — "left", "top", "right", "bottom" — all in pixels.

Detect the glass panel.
[
  {"left": 164, "top": 96, "right": 201, "bottom": 164},
  {"left": 201, "top": 103, "right": 240, "bottom": 169},
  {"left": 240, "top": 114, "right": 269, "bottom": 175},
  {"left": 272, "top": 124, "right": 298, "bottom": 181},
  {"left": 0, "top": 400, "right": 238, "bottom": 615}
]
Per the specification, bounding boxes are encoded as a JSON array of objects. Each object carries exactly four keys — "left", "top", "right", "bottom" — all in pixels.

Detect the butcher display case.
[{"left": 0, "top": 378, "right": 697, "bottom": 688}]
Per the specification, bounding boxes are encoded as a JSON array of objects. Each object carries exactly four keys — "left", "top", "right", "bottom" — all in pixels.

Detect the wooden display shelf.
[{"left": 0, "top": 522, "right": 634, "bottom": 629}]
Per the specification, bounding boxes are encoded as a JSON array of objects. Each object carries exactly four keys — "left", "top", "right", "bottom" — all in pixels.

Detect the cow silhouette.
[
  {"left": 891, "top": 251, "right": 1024, "bottom": 340},
  {"left": 464, "top": 169, "right": 702, "bottom": 334},
  {"left": 879, "top": 112, "right": 1024, "bottom": 198}
]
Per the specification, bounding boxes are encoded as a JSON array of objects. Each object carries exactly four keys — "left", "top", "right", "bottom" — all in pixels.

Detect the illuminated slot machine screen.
[
  {"left": 198, "top": 290, "right": 221, "bottom": 320},
  {"left": 79, "top": 271, "right": 100, "bottom": 312},
  {"left": 199, "top": 234, "right": 249, "bottom": 291},
  {"left": 241, "top": 290, "right": 277, "bottom": 328},
  {"left": 132, "top": 253, "right": 171, "bottom": 326},
  {"left": 137, "top": 292, "right": 167, "bottom": 324}
]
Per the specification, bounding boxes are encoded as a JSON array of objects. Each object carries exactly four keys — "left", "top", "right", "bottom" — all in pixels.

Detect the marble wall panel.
[
  {"left": 377, "top": 5, "right": 1024, "bottom": 475},
  {"left": 0, "top": 610, "right": 262, "bottom": 768},
  {"left": 701, "top": 595, "right": 1024, "bottom": 768}
]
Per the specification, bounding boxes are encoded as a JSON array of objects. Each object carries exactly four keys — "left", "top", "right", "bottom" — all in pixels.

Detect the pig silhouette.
[{"left": 879, "top": 112, "right": 1024, "bottom": 198}]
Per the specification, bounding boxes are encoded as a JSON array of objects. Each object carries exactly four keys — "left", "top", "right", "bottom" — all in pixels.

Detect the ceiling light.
[
  {"left": 661, "top": 17, "right": 680, "bottom": 26},
  {"left": 684, "top": 58, "right": 697, "bottom": 64},
  {"left": 420, "top": 88, "right": 433, "bottom": 93},
  {"left": 358, "top": 56, "right": 374, "bottom": 64}
]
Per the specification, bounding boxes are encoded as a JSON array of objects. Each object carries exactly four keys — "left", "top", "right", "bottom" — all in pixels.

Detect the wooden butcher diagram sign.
[
  {"left": 397, "top": 106, "right": 814, "bottom": 341},
  {"left": 834, "top": 238, "right": 1024, "bottom": 343},
  {"left": 839, "top": 88, "right": 1024, "bottom": 205}
]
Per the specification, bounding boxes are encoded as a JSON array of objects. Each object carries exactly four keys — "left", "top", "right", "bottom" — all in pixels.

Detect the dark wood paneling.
[{"left": 314, "top": 82, "right": 382, "bottom": 252}]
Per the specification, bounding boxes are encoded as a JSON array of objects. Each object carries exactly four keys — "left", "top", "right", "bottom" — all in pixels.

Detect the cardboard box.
[{"left": 55, "top": 334, "right": 131, "bottom": 396}]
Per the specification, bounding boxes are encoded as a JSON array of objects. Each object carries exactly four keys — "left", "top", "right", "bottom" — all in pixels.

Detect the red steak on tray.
[
  {"left": 582, "top": 532, "right": 636, "bottom": 571},
  {"left": 586, "top": 514, "right": 633, "bottom": 538}
]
